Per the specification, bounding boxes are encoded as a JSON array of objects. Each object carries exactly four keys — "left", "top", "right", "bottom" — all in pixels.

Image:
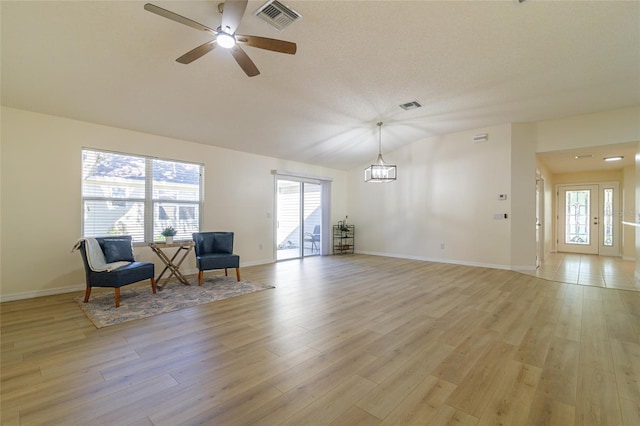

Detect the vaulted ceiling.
[{"left": 2, "top": 1, "right": 639, "bottom": 170}]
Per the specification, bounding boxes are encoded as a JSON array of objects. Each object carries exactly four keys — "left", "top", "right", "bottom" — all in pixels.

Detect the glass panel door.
[
  {"left": 276, "top": 178, "right": 322, "bottom": 261},
  {"left": 276, "top": 180, "right": 301, "bottom": 260},
  {"left": 556, "top": 183, "right": 619, "bottom": 256},
  {"left": 557, "top": 185, "right": 599, "bottom": 254},
  {"left": 599, "top": 183, "right": 619, "bottom": 256},
  {"left": 302, "top": 183, "right": 321, "bottom": 256}
]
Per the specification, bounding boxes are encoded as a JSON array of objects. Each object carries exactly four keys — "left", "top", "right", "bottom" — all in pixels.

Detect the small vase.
[{"left": 165, "top": 236, "right": 173, "bottom": 244}]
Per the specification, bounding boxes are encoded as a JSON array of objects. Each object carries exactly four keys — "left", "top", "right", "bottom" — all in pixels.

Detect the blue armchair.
[
  {"left": 77, "top": 236, "right": 156, "bottom": 307},
  {"left": 192, "top": 232, "right": 240, "bottom": 285}
]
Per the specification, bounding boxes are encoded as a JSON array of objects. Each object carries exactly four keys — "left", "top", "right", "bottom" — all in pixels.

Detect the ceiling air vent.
[
  {"left": 254, "top": 0, "right": 302, "bottom": 31},
  {"left": 399, "top": 101, "right": 422, "bottom": 111}
]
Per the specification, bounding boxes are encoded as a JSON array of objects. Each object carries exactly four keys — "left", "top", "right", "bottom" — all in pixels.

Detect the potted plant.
[
  {"left": 161, "top": 226, "right": 177, "bottom": 244},
  {"left": 338, "top": 216, "right": 350, "bottom": 235}
]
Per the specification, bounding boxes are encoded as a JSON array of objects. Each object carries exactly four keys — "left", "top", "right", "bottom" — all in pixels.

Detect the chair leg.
[
  {"left": 224, "top": 268, "right": 228, "bottom": 277},
  {"left": 236, "top": 268, "right": 241, "bottom": 282},
  {"left": 198, "top": 270, "right": 203, "bottom": 286},
  {"left": 83, "top": 286, "right": 92, "bottom": 303},
  {"left": 115, "top": 288, "right": 120, "bottom": 308},
  {"left": 151, "top": 277, "right": 157, "bottom": 294}
]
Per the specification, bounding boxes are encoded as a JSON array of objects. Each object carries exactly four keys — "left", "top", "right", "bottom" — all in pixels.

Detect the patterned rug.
[{"left": 75, "top": 275, "right": 274, "bottom": 328}]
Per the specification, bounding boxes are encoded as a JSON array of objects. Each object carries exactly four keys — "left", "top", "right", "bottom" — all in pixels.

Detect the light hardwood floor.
[{"left": 2, "top": 254, "right": 639, "bottom": 425}]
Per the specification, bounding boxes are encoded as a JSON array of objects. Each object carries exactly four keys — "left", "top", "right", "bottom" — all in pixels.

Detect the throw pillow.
[{"left": 101, "top": 238, "right": 135, "bottom": 263}]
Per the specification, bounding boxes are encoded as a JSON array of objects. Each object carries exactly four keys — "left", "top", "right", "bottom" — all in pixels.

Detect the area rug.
[{"left": 75, "top": 275, "right": 274, "bottom": 328}]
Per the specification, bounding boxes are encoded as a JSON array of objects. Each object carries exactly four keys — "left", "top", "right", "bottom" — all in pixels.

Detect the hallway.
[{"left": 519, "top": 252, "right": 639, "bottom": 291}]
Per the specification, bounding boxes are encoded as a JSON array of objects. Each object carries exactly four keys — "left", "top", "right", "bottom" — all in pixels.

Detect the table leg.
[{"left": 151, "top": 244, "right": 194, "bottom": 290}]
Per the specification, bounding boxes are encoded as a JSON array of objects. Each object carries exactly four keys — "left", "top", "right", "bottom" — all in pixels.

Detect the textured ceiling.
[{"left": 2, "top": 1, "right": 639, "bottom": 171}]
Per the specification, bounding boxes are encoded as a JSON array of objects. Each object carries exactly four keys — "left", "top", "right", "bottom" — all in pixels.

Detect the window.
[
  {"left": 82, "top": 149, "right": 203, "bottom": 243},
  {"left": 603, "top": 187, "right": 613, "bottom": 247}
]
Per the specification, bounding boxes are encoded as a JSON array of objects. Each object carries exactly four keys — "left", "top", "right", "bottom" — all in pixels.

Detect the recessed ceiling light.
[{"left": 603, "top": 156, "right": 624, "bottom": 162}]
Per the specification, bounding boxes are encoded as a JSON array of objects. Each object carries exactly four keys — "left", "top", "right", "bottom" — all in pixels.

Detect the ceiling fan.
[{"left": 144, "top": 0, "right": 297, "bottom": 77}]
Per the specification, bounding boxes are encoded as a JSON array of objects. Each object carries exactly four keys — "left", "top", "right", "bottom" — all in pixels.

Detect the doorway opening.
[{"left": 536, "top": 175, "right": 545, "bottom": 268}]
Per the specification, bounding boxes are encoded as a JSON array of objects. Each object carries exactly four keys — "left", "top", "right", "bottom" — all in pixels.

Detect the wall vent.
[
  {"left": 473, "top": 133, "right": 489, "bottom": 143},
  {"left": 254, "top": 0, "right": 302, "bottom": 31}
]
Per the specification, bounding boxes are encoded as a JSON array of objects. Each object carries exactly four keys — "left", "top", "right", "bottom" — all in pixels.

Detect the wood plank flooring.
[{"left": 2, "top": 254, "right": 640, "bottom": 425}]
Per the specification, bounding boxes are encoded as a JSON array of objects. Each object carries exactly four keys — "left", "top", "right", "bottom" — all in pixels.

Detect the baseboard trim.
[
  {"left": 0, "top": 255, "right": 538, "bottom": 302},
  {"left": 355, "top": 250, "right": 514, "bottom": 271},
  {"left": 512, "top": 265, "right": 537, "bottom": 272},
  {"left": 1, "top": 284, "right": 85, "bottom": 303}
]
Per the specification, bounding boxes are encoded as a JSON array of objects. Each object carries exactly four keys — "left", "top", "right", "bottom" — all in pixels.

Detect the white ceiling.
[
  {"left": 2, "top": 0, "right": 639, "bottom": 171},
  {"left": 537, "top": 141, "right": 637, "bottom": 174}
]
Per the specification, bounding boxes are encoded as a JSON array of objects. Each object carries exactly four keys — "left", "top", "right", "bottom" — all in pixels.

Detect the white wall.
[
  {"left": 346, "top": 108, "right": 640, "bottom": 271},
  {"left": 347, "top": 123, "right": 518, "bottom": 270},
  {"left": 0, "top": 107, "right": 348, "bottom": 300}
]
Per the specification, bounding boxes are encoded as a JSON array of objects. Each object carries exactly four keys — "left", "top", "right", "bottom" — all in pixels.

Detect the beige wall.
[
  {"left": 537, "top": 106, "right": 640, "bottom": 152},
  {"left": 0, "top": 107, "right": 348, "bottom": 300},
  {"left": 511, "top": 123, "right": 537, "bottom": 268}
]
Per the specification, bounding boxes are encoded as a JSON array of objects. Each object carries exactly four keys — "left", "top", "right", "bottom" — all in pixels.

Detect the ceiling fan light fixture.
[
  {"left": 365, "top": 122, "right": 397, "bottom": 183},
  {"left": 216, "top": 32, "right": 236, "bottom": 49}
]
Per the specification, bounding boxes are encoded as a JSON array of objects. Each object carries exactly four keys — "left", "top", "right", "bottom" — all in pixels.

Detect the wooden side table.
[{"left": 148, "top": 241, "right": 195, "bottom": 290}]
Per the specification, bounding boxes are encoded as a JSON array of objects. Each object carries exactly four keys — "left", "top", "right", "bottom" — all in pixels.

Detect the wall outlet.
[
  {"left": 493, "top": 213, "right": 508, "bottom": 219},
  {"left": 440, "top": 243, "right": 445, "bottom": 249},
  {"left": 499, "top": 194, "right": 507, "bottom": 200}
]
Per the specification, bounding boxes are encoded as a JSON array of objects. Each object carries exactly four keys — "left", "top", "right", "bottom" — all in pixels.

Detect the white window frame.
[{"left": 81, "top": 148, "right": 204, "bottom": 243}]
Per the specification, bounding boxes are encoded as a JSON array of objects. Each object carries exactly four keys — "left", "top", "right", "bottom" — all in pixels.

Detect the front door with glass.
[{"left": 556, "top": 183, "right": 619, "bottom": 256}]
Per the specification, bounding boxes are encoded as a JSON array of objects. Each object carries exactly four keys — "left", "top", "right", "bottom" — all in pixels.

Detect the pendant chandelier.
[{"left": 364, "top": 122, "right": 397, "bottom": 182}]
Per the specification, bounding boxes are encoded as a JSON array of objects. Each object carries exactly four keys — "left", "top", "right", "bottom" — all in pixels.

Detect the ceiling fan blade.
[
  {"left": 220, "top": 0, "right": 248, "bottom": 34},
  {"left": 176, "top": 41, "right": 217, "bottom": 64},
  {"left": 230, "top": 45, "right": 260, "bottom": 77},
  {"left": 144, "top": 3, "right": 217, "bottom": 35},
  {"left": 236, "top": 35, "right": 297, "bottom": 55}
]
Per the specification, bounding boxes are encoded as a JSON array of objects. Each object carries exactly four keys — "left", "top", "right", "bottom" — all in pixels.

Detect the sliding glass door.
[{"left": 276, "top": 178, "right": 321, "bottom": 260}]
